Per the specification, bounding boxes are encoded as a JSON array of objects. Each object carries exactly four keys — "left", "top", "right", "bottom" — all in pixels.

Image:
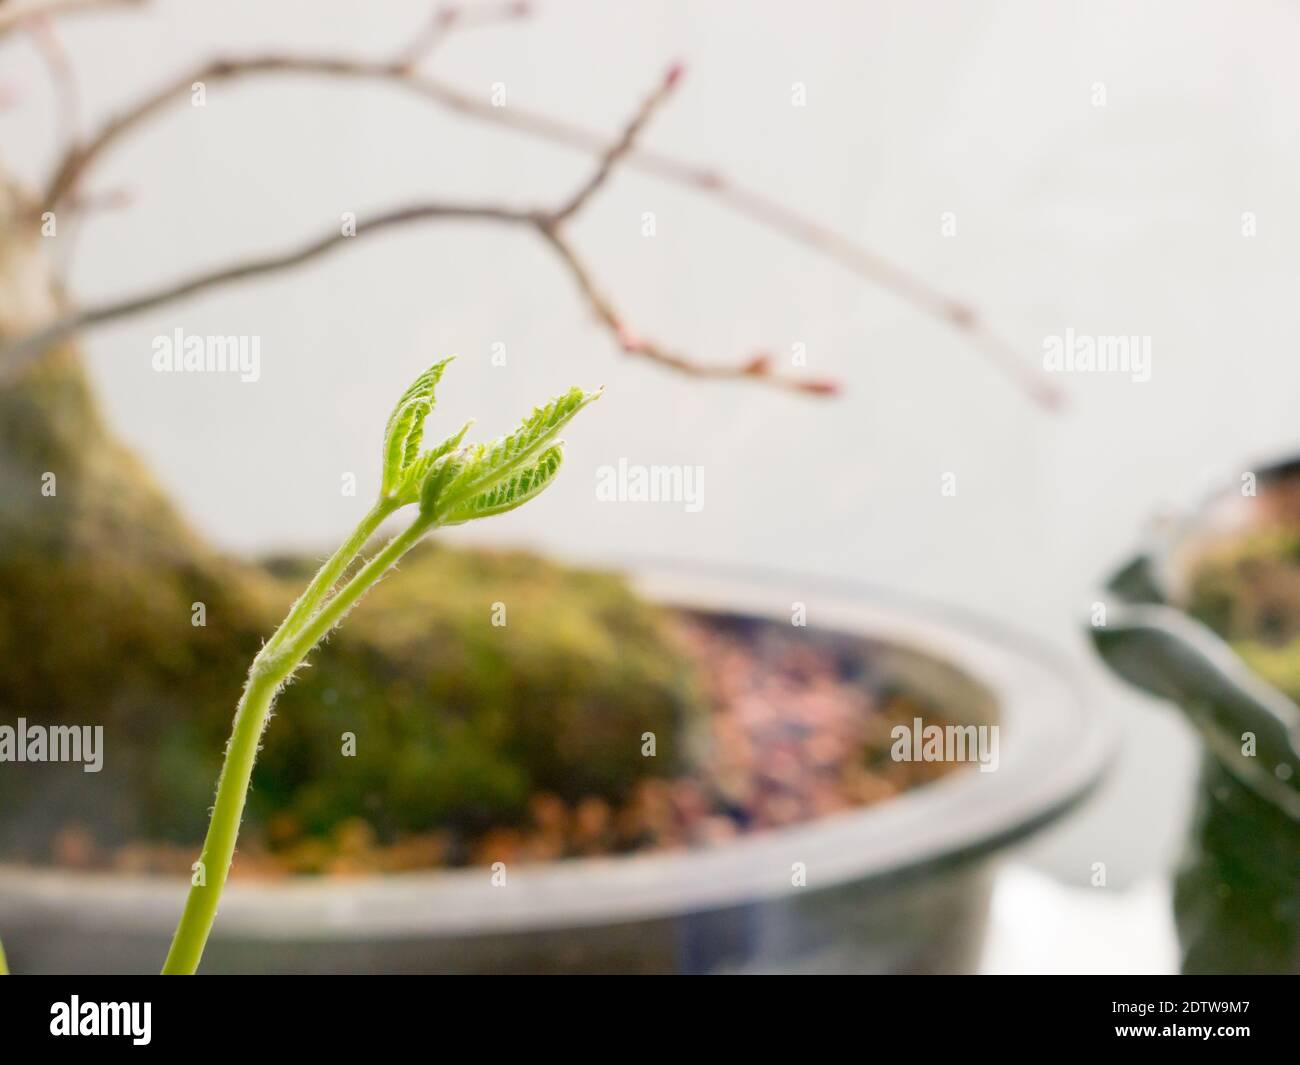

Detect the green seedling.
[{"left": 151, "top": 359, "right": 600, "bottom": 975}]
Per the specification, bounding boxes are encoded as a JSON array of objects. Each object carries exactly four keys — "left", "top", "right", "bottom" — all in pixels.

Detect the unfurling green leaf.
[
  {"left": 375, "top": 359, "right": 598, "bottom": 520},
  {"left": 381, "top": 357, "right": 454, "bottom": 497},
  {"left": 396, "top": 418, "right": 473, "bottom": 505},
  {"left": 430, "top": 385, "right": 601, "bottom": 519},
  {"left": 440, "top": 445, "right": 565, "bottom": 524}
]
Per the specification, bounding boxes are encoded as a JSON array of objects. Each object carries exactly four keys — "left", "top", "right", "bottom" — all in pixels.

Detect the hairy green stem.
[
  {"left": 280, "top": 520, "right": 430, "bottom": 665},
  {"left": 158, "top": 363, "right": 595, "bottom": 974},
  {"left": 161, "top": 668, "right": 282, "bottom": 974},
  {"left": 269, "top": 497, "right": 398, "bottom": 651},
  {"left": 161, "top": 513, "right": 433, "bottom": 975}
]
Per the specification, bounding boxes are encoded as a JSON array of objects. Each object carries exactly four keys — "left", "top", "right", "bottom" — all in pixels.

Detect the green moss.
[
  {"left": 1231, "top": 638, "right": 1300, "bottom": 704},
  {"left": 0, "top": 347, "right": 703, "bottom": 858},
  {"left": 1186, "top": 527, "right": 1300, "bottom": 702},
  {"left": 256, "top": 544, "right": 700, "bottom": 840}
]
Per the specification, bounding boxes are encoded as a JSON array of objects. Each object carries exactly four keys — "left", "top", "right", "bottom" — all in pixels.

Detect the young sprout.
[{"left": 161, "top": 360, "right": 600, "bottom": 975}]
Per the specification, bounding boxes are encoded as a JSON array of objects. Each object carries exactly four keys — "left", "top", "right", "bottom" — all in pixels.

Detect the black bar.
[{"left": 0, "top": 975, "right": 1293, "bottom": 1052}]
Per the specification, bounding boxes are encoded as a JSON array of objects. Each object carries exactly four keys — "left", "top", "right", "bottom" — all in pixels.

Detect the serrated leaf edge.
[
  {"left": 441, "top": 444, "right": 566, "bottom": 525},
  {"left": 438, "top": 386, "right": 600, "bottom": 513},
  {"left": 380, "top": 357, "right": 455, "bottom": 495}
]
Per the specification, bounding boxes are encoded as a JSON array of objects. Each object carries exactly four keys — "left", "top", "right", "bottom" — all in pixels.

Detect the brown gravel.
[{"left": 48, "top": 614, "right": 968, "bottom": 878}]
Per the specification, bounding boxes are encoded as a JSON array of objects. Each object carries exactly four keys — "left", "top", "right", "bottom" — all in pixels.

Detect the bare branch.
[
  {"left": 29, "top": 25, "right": 1055, "bottom": 405},
  {"left": 549, "top": 61, "right": 683, "bottom": 225},
  {"left": 0, "top": 194, "right": 838, "bottom": 398},
  {"left": 417, "top": 77, "right": 1062, "bottom": 407},
  {"left": 0, "top": 202, "right": 537, "bottom": 378},
  {"left": 41, "top": 7, "right": 527, "bottom": 212},
  {"left": 539, "top": 65, "right": 834, "bottom": 395},
  {"left": 536, "top": 222, "right": 836, "bottom": 396},
  {"left": 64, "top": 185, "right": 131, "bottom": 213},
  {"left": 42, "top": 55, "right": 404, "bottom": 212},
  {"left": 23, "top": 61, "right": 837, "bottom": 395},
  {"left": 392, "top": 1, "right": 531, "bottom": 71},
  {"left": 11, "top": 39, "right": 843, "bottom": 396},
  {"left": 27, "top": 15, "right": 80, "bottom": 151},
  {"left": 0, "top": 0, "right": 143, "bottom": 41}
]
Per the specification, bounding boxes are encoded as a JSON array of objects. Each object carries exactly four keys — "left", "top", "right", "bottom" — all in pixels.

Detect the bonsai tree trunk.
[{"left": 0, "top": 168, "right": 283, "bottom": 851}]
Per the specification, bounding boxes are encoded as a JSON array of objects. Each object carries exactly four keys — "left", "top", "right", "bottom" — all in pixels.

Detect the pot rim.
[
  {"left": 0, "top": 563, "right": 1114, "bottom": 940},
  {"left": 1145, "top": 448, "right": 1300, "bottom": 600},
  {"left": 1096, "top": 452, "right": 1300, "bottom": 816}
]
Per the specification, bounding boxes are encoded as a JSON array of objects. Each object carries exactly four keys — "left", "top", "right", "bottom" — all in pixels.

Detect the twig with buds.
[
  {"left": 392, "top": 1, "right": 531, "bottom": 70},
  {"left": 5, "top": 4, "right": 1056, "bottom": 404}
]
